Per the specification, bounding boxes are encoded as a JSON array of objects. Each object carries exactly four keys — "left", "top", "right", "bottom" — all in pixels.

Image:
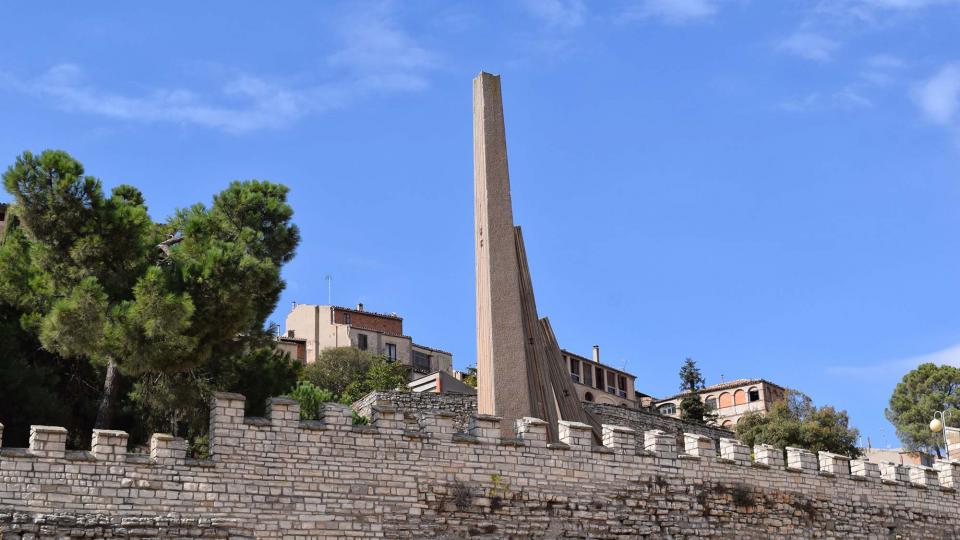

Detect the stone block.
[
  {"left": 683, "top": 433, "right": 716, "bottom": 458},
  {"left": 320, "top": 403, "right": 353, "bottom": 429},
  {"left": 818, "top": 451, "right": 851, "bottom": 475},
  {"left": 150, "top": 433, "right": 187, "bottom": 465},
  {"left": 370, "top": 404, "right": 404, "bottom": 433},
  {"left": 786, "top": 447, "right": 817, "bottom": 472},
  {"left": 91, "top": 430, "right": 129, "bottom": 462},
  {"left": 909, "top": 465, "right": 939, "bottom": 488},
  {"left": 422, "top": 411, "right": 457, "bottom": 438},
  {"left": 266, "top": 397, "right": 300, "bottom": 427},
  {"left": 602, "top": 424, "right": 636, "bottom": 454},
  {"left": 210, "top": 392, "right": 246, "bottom": 427},
  {"left": 935, "top": 460, "right": 960, "bottom": 489},
  {"left": 851, "top": 459, "right": 880, "bottom": 479},
  {"left": 516, "top": 417, "right": 548, "bottom": 448},
  {"left": 880, "top": 462, "right": 909, "bottom": 483},
  {"left": 644, "top": 430, "right": 676, "bottom": 458},
  {"left": 754, "top": 444, "right": 784, "bottom": 468},
  {"left": 720, "top": 438, "right": 750, "bottom": 465},
  {"left": 558, "top": 421, "right": 592, "bottom": 450},
  {"left": 29, "top": 425, "right": 67, "bottom": 459},
  {"left": 469, "top": 414, "right": 502, "bottom": 444}
]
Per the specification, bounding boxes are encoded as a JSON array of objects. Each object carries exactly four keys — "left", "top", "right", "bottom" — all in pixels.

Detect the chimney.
[
  {"left": 357, "top": 303, "right": 364, "bottom": 312},
  {"left": 592, "top": 345, "right": 600, "bottom": 363}
]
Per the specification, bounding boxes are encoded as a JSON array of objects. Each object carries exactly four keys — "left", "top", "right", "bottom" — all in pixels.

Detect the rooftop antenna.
[
  {"left": 720, "top": 373, "right": 725, "bottom": 383},
  {"left": 325, "top": 275, "right": 332, "bottom": 305}
]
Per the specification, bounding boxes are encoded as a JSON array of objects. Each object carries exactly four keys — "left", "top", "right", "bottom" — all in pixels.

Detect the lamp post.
[{"left": 930, "top": 410, "right": 951, "bottom": 460}]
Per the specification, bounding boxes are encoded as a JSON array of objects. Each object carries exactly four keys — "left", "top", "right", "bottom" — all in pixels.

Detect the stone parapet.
[{"left": 2, "top": 392, "right": 960, "bottom": 538}]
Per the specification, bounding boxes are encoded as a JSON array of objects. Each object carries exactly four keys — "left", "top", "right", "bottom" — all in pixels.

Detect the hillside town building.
[
  {"left": 655, "top": 378, "right": 788, "bottom": 427},
  {"left": 562, "top": 346, "right": 640, "bottom": 408},
  {"left": 284, "top": 303, "right": 453, "bottom": 379}
]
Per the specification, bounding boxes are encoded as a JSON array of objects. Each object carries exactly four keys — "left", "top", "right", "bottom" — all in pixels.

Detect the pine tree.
[
  {"left": 0, "top": 150, "right": 300, "bottom": 430},
  {"left": 677, "top": 358, "right": 716, "bottom": 425}
]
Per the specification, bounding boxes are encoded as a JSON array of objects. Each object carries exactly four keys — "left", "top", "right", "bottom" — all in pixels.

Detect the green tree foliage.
[
  {"left": 0, "top": 150, "right": 301, "bottom": 437},
  {"left": 677, "top": 358, "right": 715, "bottom": 425},
  {"left": 302, "top": 347, "right": 375, "bottom": 397},
  {"left": 287, "top": 381, "right": 335, "bottom": 421},
  {"left": 461, "top": 366, "right": 478, "bottom": 388},
  {"left": 735, "top": 390, "right": 861, "bottom": 457},
  {"left": 0, "top": 302, "right": 102, "bottom": 447},
  {"left": 300, "top": 346, "right": 409, "bottom": 404},
  {"left": 885, "top": 363, "right": 960, "bottom": 457},
  {"left": 340, "top": 357, "right": 410, "bottom": 404}
]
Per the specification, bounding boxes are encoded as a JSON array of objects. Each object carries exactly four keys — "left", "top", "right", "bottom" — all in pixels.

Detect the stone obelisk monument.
[
  {"left": 474, "top": 72, "right": 602, "bottom": 441},
  {"left": 474, "top": 72, "right": 531, "bottom": 432}
]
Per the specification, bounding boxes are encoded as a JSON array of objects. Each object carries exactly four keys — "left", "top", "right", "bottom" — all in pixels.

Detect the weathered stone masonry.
[{"left": 3, "top": 392, "right": 960, "bottom": 539}]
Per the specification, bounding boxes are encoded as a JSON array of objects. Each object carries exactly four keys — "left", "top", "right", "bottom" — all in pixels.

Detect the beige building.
[
  {"left": 861, "top": 448, "right": 934, "bottom": 467},
  {"left": 562, "top": 346, "right": 639, "bottom": 408},
  {"left": 655, "top": 379, "right": 788, "bottom": 428},
  {"left": 284, "top": 303, "right": 453, "bottom": 379}
]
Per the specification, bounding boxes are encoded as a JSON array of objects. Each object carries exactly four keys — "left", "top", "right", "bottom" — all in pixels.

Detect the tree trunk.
[{"left": 94, "top": 357, "right": 118, "bottom": 429}]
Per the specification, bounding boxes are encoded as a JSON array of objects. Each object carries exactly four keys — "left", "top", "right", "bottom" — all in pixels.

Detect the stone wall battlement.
[{"left": 2, "top": 392, "right": 960, "bottom": 538}]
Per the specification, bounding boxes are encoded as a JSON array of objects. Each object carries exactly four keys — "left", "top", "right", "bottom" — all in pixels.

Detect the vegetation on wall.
[
  {"left": 735, "top": 390, "right": 861, "bottom": 458},
  {"left": 885, "top": 362, "right": 960, "bottom": 458}
]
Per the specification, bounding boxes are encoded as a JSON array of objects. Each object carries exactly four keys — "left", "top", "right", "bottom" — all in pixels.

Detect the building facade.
[
  {"left": 562, "top": 346, "right": 638, "bottom": 408},
  {"left": 655, "top": 379, "right": 788, "bottom": 428},
  {"left": 284, "top": 303, "right": 453, "bottom": 378},
  {"left": 275, "top": 335, "right": 307, "bottom": 363}
]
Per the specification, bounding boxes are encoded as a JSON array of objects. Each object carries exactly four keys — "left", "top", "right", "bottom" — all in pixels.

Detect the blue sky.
[{"left": 2, "top": 0, "right": 960, "bottom": 447}]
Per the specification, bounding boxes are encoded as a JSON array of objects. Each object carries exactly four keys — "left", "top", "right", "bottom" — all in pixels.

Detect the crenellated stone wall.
[{"left": 3, "top": 392, "right": 960, "bottom": 539}]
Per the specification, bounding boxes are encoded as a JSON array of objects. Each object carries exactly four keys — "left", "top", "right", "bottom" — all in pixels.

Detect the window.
[
  {"left": 357, "top": 333, "right": 368, "bottom": 351},
  {"left": 343, "top": 312, "right": 352, "bottom": 324},
  {"left": 287, "top": 330, "right": 295, "bottom": 338},
  {"left": 595, "top": 366, "right": 603, "bottom": 389},
  {"left": 385, "top": 343, "right": 397, "bottom": 361},
  {"left": 659, "top": 403, "right": 676, "bottom": 415},
  {"left": 617, "top": 375, "right": 627, "bottom": 398},
  {"left": 583, "top": 364, "right": 593, "bottom": 387},
  {"left": 705, "top": 396, "right": 717, "bottom": 410},
  {"left": 748, "top": 388, "right": 760, "bottom": 402},
  {"left": 584, "top": 392, "right": 594, "bottom": 402},
  {"left": 570, "top": 357, "right": 581, "bottom": 383},
  {"left": 606, "top": 371, "right": 616, "bottom": 394},
  {"left": 412, "top": 351, "right": 431, "bottom": 372}
]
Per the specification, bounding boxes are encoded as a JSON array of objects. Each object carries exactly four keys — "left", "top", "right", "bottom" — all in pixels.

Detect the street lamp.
[{"left": 931, "top": 410, "right": 951, "bottom": 460}]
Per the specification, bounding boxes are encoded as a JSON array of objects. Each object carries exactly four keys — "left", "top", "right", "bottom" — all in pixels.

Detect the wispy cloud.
[
  {"left": 0, "top": 3, "right": 438, "bottom": 134},
  {"left": 858, "top": 0, "right": 960, "bottom": 9},
  {"left": 828, "top": 343, "right": 960, "bottom": 380},
  {"left": 621, "top": 0, "right": 718, "bottom": 24},
  {"left": 776, "top": 32, "right": 840, "bottom": 62},
  {"left": 779, "top": 54, "right": 907, "bottom": 113},
  {"left": 912, "top": 62, "right": 960, "bottom": 125},
  {"left": 813, "top": 0, "right": 960, "bottom": 25},
  {"left": 519, "top": 0, "right": 587, "bottom": 28},
  {"left": 780, "top": 87, "right": 874, "bottom": 112},
  {"left": 327, "top": 3, "right": 438, "bottom": 92}
]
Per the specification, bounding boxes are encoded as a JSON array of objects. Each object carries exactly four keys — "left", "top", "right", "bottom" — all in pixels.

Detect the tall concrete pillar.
[{"left": 473, "top": 72, "right": 531, "bottom": 434}]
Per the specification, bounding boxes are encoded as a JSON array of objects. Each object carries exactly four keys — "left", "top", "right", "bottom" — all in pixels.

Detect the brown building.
[
  {"left": 655, "top": 379, "right": 788, "bottom": 428},
  {"left": 284, "top": 303, "right": 453, "bottom": 380},
  {"left": 562, "top": 346, "right": 638, "bottom": 408},
  {"left": 275, "top": 335, "right": 307, "bottom": 363}
]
